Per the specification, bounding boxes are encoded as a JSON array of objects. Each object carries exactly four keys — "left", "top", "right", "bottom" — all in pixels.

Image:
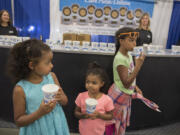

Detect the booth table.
[{"left": 0, "top": 46, "right": 180, "bottom": 132}]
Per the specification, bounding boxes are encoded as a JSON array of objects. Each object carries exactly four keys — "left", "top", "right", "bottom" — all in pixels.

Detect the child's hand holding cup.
[
  {"left": 42, "top": 84, "right": 59, "bottom": 104},
  {"left": 135, "top": 52, "right": 145, "bottom": 71},
  {"left": 85, "top": 98, "right": 98, "bottom": 114}
]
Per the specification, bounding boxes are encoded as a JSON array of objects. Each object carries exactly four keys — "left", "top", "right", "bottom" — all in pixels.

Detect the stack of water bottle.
[
  {"left": 132, "top": 44, "right": 180, "bottom": 56},
  {"left": 45, "top": 34, "right": 116, "bottom": 54},
  {"left": 0, "top": 35, "right": 30, "bottom": 47},
  {"left": 62, "top": 40, "right": 116, "bottom": 54},
  {"left": 132, "top": 44, "right": 167, "bottom": 57},
  {"left": 171, "top": 45, "right": 180, "bottom": 55}
]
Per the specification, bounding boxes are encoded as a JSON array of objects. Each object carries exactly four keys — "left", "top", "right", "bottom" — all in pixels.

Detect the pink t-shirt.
[{"left": 75, "top": 91, "right": 114, "bottom": 135}]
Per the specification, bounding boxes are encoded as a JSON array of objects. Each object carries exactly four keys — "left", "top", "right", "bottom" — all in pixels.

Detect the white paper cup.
[
  {"left": 82, "top": 41, "right": 90, "bottom": 51},
  {"left": 72, "top": 41, "right": 80, "bottom": 50},
  {"left": 133, "top": 46, "right": 143, "bottom": 57},
  {"left": 82, "top": 41, "right": 90, "bottom": 47},
  {"left": 85, "top": 98, "right": 98, "bottom": 114},
  {"left": 42, "top": 84, "right": 59, "bottom": 104},
  {"left": 64, "top": 40, "right": 72, "bottom": 45},
  {"left": 73, "top": 41, "right": 80, "bottom": 46},
  {"left": 91, "top": 42, "right": 99, "bottom": 48}
]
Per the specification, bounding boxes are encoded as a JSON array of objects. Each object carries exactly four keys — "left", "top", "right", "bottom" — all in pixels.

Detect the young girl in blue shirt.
[{"left": 7, "top": 39, "right": 70, "bottom": 135}]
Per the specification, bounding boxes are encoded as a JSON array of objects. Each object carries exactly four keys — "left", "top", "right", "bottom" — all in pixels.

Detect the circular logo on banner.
[
  {"left": 120, "top": 7, "right": 127, "bottom": 17},
  {"left": 104, "top": 6, "right": 111, "bottom": 16},
  {"left": 72, "top": 4, "right": 79, "bottom": 14},
  {"left": 95, "top": 8, "right": 103, "bottom": 18},
  {"left": 111, "top": 10, "right": 119, "bottom": 19},
  {"left": 79, "top": 8, "right": 87, "bottom": 17},
  {"left": 63, "top": 7, "right": 71, "bottom": 16},
  {"left": 127, "top": 10, "right": 134, "bottom": 20},
  {"left": 88, "top": 5, "right": 95, "bottom": 15},
  {"left": 135, "top": 9, "right": 143, "bottom": 18}
]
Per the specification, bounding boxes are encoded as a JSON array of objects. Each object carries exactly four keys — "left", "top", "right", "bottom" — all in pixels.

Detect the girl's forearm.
[
  {"left": 74, "top": 111, "right": 88, "bottom": 119},
  {"left": 98, "top": 112, "right": 113, "bottom": 120},
  {"left": 15, "top": 109, "right": 43, "bottom": 127},
  {"left": 124, "top": 66, "right": 140, "bottom": 88}
]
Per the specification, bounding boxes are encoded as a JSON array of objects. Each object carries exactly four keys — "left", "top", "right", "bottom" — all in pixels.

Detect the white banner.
[{"left": 50, "top": 0, "right": 173, "bottom": 47}]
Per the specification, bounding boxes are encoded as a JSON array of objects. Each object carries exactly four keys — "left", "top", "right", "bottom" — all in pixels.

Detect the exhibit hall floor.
[{"left": 0, "top": 119, "right": 180, "bottom": 135}]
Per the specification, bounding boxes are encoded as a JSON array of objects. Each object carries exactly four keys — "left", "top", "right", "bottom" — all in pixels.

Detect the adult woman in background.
[
  {"left": 136, "top": 13, "right": 152, "bottom": 46},
  {"left": 0, "top": 10, "right": 18, "bottom": 36}
]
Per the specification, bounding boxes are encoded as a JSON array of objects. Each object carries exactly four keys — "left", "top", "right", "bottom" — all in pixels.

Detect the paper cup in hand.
[
  {"left": 85, "top": 98, "right": 98, "bottom": 114},
  {"left": 42, "top": 84, "right": 59, "bottom": 104}
]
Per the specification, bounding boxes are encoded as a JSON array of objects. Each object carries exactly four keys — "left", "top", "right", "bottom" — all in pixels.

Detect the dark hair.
[
  {"left": 6, "top": 39, "right": 51, "bottom": 83},
  {"left": 86, "top": 61, "right": 110, "bottom": 94},
  {"left": 0, "top": 10, "right": 12, "bottom": 26},
  {"left": 115, "top": 27, "right": 135, "bottom": 54}
]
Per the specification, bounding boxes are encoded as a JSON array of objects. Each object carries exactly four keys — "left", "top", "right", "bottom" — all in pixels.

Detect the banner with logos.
[
  {"left": 59, "top": 0, "right": 154, "bottom": 36},
  {"left": 50, "top": 0, "right": 173, "bottom": 48}
]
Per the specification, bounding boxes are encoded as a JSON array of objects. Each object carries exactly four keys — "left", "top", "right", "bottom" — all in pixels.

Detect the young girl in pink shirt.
[{"left": 75, "top": 62, "right": 114, "bottom": 135}]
